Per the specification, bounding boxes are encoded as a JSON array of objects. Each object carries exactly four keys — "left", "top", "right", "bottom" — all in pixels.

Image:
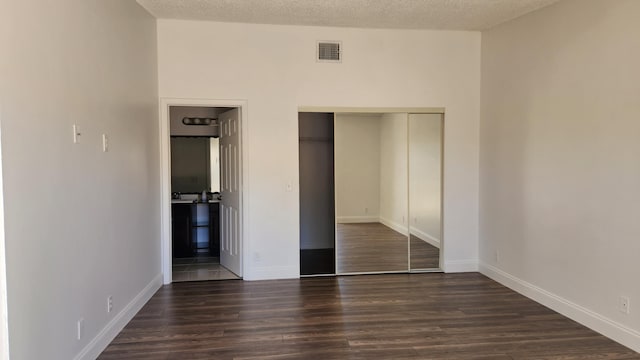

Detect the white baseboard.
[
  {"left": 443, "top": 259, "right": 478, "bottom": 273},
  {"left": 379, "top": 217, "right": 408, "bottom": 236},
  {"left": 409, "top": 228, "right": 440, "bottom": 248},
  {"left": 244, "top": 266, "right": 300, "bottom": 281},
  {"left": 336, "top": 216, "right": 379, "bottom": 224},
  {"left": 73, "top": 273, "right": 163, "bottom": 360},
  {"left": 480, "top": 263, "right": 640, "bottom": 353}
]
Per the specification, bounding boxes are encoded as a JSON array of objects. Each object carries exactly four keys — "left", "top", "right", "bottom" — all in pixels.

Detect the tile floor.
[{"left": 172, "top": 256, "right": 240, "bottom": 282}]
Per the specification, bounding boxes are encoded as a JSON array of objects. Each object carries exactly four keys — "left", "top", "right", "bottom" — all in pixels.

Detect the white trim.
[
  {"left": 443, "top": 259, "right": 478, "bottom": 273},
  {"left": 73, "top": 274, "right": 162, "bottom": 360},
  {"left": 336, "top": 216, "right": 379, "bottom": 223},
  {"left": 0, "top": 114, "right": 9, "bottom": 360},
  {"left": 338, "top": 270, "right": 408, "bottom": 276},
  {"left": 379, "top": 217, "right": 408, "bottom": 236},
  {"left": 298, "top": 106, "right": 445, "bottom": 114},
  {"left": 245, "top": 266, "right": 299, "bottom": 281},
  {"left": 159, "top": 98, "right": 249, "bottom": 284},
  {"left": 480, "top": 263, "right": 640, "bottom": 353},
  {"left": 409, "top": 227, "right": 440, "bottom": 248}
]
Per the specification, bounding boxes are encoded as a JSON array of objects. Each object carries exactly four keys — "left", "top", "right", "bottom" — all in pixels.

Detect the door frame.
[{"left": 159, "top": 98, "right": 249, "bottom": 284}]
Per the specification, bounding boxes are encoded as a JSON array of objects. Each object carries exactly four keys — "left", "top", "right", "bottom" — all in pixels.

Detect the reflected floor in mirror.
[
  {"left": 410, "top": 235, "right": 440, "bottom": 269},
  {"left": 337, "top": 222, "right": 408, "bottom": 273}
]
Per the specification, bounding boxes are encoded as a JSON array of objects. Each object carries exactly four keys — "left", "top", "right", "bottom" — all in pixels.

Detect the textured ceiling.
[{"left": 136, "top": 0, "right": 561, "bottom": 31}]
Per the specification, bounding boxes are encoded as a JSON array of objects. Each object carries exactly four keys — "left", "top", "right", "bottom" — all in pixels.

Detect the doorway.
[{"left": 160, "top": 99, "right": 248, "bottom": 284}]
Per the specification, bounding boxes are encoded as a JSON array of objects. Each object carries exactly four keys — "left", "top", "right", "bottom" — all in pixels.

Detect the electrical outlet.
[
  {"left": 77, "top": 318, "right": 84, "bottom": 340},
  {"left": 402, "top": 216, "right": 405, "bottom": 224},
  {"left": 495, "top": 250, "right": 500, "bottom": 263},
  {"left": 102, "top": 134, "right": 109, "bottom": 152},
  {"left": 620, "top": 296, "right": 630, "bottom": 314},
  {"left": 364, "top": 207, "right": 368, "bottom": 214},
  {"left": 107, "top": 296, "right": 113, "bottom": 313}
]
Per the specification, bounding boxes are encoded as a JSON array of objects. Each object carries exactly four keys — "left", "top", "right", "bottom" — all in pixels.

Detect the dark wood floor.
[
  {"left": 99, "top": 273, "right": 639, "bottom": 359},
  {"left": 337, "top": 222, "right": 408, "bottom": 273},
  {"left": 410, "top": 235, "right": 440, "bottom": 269}
]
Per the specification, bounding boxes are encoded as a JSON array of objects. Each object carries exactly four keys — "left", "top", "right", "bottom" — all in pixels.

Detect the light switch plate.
[{"left": 73, "top": 124, "right": 80, "bottom": 144}]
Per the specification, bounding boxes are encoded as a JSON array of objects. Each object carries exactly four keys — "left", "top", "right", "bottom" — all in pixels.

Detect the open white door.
[{"left": 219, "top": 108, "right": 242, "bottom": 276}]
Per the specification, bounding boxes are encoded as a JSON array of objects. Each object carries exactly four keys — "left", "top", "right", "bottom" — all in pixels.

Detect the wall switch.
[
  {"left": 102, "top": 134, "right": 109, "bottom": 152},
  {"left": 107, "top": 296, "right": 113, "bottom": 313},
  {"left": 77, "top": 318, "right": 84, "bottom": 340},
  {"left": 73, "top": 124, "right": 81, "bottom": 144},
  {"left": 285, "top": 182, "right": 293, "bottom": 192},
  {"left": 620, "top": 296, "right": 630, "bottom": 314}
]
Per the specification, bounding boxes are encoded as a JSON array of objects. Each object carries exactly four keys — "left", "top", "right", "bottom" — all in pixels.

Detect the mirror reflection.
[
  {"left": 335, "top": 113, "right": 409, "bottom": 273},
  {"left": 170, "top": 137, "right": 220, "bottom": 194},
  {"left": 409, "top": 114, "right": 443, "bottom": 270}
]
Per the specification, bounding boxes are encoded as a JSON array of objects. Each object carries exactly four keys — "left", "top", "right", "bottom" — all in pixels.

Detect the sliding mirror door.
[
  {"left": 335, "top": 113, "right": 409, "bottom": 273},
  {"left": 408, "top": 113, "right": 443, "bottom": 270}
]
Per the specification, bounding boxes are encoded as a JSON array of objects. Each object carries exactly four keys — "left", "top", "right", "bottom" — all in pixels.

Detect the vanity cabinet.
[
  {"left": 171, "top": 203, "right": 193, "bottom": 258},
  {"left": 172, "top": 202, "right": 220, "bottom": 258}
]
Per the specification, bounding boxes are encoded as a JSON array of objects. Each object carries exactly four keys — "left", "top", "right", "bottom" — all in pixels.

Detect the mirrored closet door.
[
  {"left": 334, "top": 113, "right": 409, "bottom": 273},
  {"left": 299, "top": 109, "right": 443, "bottom": 276},
  {"left": 408, "top": 113, "right": 443, "bottom": 271}
]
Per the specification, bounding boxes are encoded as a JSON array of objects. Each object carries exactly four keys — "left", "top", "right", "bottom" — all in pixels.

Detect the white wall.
[
  {"left": 379, "top": 113, "right": 408, "bottom": 234},
  {"left": 0, "top": 2, "right": 9, "bottom": 355},
  {"left": 480, "top": 0, "right": 640, "bottom": 352},
  {"left": 409, "top": 114, "right": 442, "bottom": 246},
  {"left": 157, "top": 20, "right": 481, "bottom": 277},
  {"left": 0, "top": 114, "right": 8, "bottom": 360},
  {"left": 0, "top": 1, "right": 160, "bottom": 359},
  {"left": 335, "top": 114, "right": 381, "bottom": 222}
]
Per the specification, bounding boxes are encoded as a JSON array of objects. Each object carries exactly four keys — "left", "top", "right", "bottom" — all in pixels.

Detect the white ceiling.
[{"left": 136, "top": 0, "right": 560, "bottom": 31}]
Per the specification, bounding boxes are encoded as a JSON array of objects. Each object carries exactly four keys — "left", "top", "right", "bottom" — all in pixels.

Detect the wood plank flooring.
[{"left": 99, "top": 273, "right": 639, "bottom": 360}]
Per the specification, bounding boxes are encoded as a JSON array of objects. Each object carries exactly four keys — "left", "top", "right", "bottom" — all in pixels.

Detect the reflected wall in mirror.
[
  {"left": 408, "top": 113, "right": 443, "bottom": 270},
  {"left": 335, "top": 113, "right": 408, "bottom": 273}
]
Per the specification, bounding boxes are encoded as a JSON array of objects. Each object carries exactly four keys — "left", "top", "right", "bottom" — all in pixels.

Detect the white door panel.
[{"left": 219, "top": 108, "right": 242, "bottom": 276}]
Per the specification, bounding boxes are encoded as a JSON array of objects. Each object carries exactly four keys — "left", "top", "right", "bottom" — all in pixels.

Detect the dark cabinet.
[
  {"left": 172, "top": 202, "right": 220, "bottom": 258},
  {"left": 172, "top": 204, "right": 193, "bottom": 258},
  {"left": 209, "top": 203, "right": 220, "bottom": 257}
]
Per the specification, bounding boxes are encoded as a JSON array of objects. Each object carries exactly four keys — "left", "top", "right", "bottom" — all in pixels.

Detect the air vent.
[{"left": 317, "top": 41, "right": 341, "bottom": 63}]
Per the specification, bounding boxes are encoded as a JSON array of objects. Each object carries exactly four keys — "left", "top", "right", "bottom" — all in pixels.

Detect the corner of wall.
[
  {"left": 0, "top": 111, "right": 10, "bottom": 360},
  {"left": 479, "top": 263, "right": 640, "bottom": 353}
]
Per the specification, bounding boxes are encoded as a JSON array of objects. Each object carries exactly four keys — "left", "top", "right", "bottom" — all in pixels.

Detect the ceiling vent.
[{"left": 317, "top": 41, "right": 341, "bottom": 63}]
